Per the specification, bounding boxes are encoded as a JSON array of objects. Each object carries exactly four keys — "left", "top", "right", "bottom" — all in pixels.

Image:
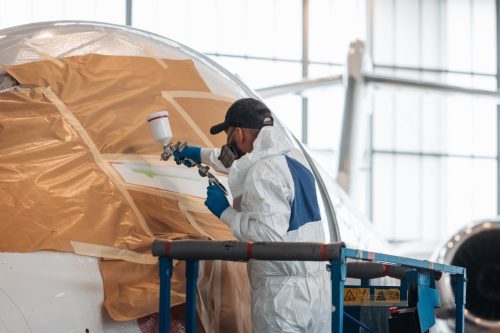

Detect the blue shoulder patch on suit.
[{"left": 284, "top": 156, "right": 321, "bottom": 232}]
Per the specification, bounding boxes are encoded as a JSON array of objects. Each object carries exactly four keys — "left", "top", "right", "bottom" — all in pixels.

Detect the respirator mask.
[{"left": 218, "top": 128, "right": 244, "bottom": 168}]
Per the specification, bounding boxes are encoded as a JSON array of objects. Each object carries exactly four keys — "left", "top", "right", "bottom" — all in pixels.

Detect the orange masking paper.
[
  {"left": 6, "top": 54, "right": 229, "bottom": 153},
  {"left": 0, "top": 88, "right": 152, "bottom": 253},
  {"left": 1, "top": 55, "right": 250, "bottom": 332}
]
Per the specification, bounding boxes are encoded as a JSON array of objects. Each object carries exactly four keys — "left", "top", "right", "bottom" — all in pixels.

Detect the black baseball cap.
[{"left": 210, "top": 98, "right": 274, "bottom": 135}]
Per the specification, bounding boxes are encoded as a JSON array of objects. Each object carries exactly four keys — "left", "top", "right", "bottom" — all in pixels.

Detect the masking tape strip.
[
  {"left": 125, "top": 183, "right": 208, "bottom": 213},
  {"left": 71, "top": 241, "right": 157, "bottom": 265},
  {"left": 143, "top": 47, "right": 169, "bottom": 69},
  {"left": 176, "top": 199, "right": 208, "bottom": 214},
  {"left": 40, "top": 87, "right": 153, "bottom": 237},
  {"left": 178, "top": 201, "right": 213, "bottom": 239},
  {"left": 161, "top": 91, "right": 215, "bottom": 148},
  {"left": 101, "top": 153, "right": 163, "bottom": 162},
  {"left": 165, "top": 91, "right": 234, "bottom": 103},
  {"left": 38, "top": 51, "right": 65, "bottom": 68}
]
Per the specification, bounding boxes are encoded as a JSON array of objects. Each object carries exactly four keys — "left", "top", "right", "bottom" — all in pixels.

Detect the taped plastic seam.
[
  {"left": 124, "top": 183, "right": 208, "bottom": 214},
  {"left": 103, "top": 30, "right": 167, "bottom": 68},
  {"left": 39, "top": 87, "right": 153, "bottom": 237},
  {"left": 213, "top": 260, "right": 222, "bottom": 333},
  {"left": 71, "top": 241, "right": 157, "bottom": 264},
  {"left": 101, "top": 153, "right": 161, "bottom": 162},
  {"left": 196, "top": 261, "right": 222, "bottom": 333},
  {"left": 161, "top": 91, "right": 215, "bottom": 148},
  {"left": 38, "top": 51, "right": 65, "bottom": 68},
  {"left": 197, "top": 261, "right": 212, "bottom": 331},
  {"left": 165, "top": 91, "right": 234, "bottom": 103},
  {"left": 178, "top": 201, "right": 213, "bottom": 240},
  {"left": 143, "top": 47, "right": 169, "bottom": 69}
]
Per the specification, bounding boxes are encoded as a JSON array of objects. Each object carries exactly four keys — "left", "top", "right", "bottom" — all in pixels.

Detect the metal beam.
[
  {"left": 205, "top": 52, "right": 342, "bottom": 66},
  {"left": 373, "top": 149, "right": 496, "bottom": 160},
  {"left": 337, "top": 75, "right": 357, "bottom": 193},
  {"left": 496, "top": 0, "right": 500, "bottom": 214},
  {"left": 302, "top": 0, "right": 309, "bottom": 144},
  {"left": 373, "top": 64, "right": 496, "bottom": 78},
  {"left": 256, "top": 75, "right": 343, "bottom": 98},
  {"left": 337, "top": 40, "right": 366, "bottom": 194},
  {"left": 126, "top": 0, "right": 132, "bottom": 26},
  {"left": 256, "top": 71, "right": 500, "bottom": 100},
  {"left": 366, "top": 0, "right": 375, "bottom": 220},
  {"left": 366, "top": 0, "right": 375, "bottom": 62},
  {"left": 365, "top": 73, "right": 500, "bottom": 101}
]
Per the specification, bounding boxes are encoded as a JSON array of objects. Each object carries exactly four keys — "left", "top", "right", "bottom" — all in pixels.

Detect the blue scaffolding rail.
[{"left": 151, "top": 240, "right": 466, "bottom": 333}]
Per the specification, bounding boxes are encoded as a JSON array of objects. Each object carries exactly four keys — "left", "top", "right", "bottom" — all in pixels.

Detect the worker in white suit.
[{"left": 174, "top": 98, "right": 331, "bottom": 332}]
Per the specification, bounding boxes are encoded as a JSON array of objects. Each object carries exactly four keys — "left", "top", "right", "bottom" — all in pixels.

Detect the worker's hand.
[
  {"left": 173, "top": 146, "right": 201, "bottom": 167},
  {"left": 204, "top": 184, "right": 229, "bottom": 218}
]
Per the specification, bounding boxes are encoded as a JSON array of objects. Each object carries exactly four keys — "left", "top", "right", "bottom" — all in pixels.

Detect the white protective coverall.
[{"left": 201, "top": 125, "right": 331, "bottom": 332}]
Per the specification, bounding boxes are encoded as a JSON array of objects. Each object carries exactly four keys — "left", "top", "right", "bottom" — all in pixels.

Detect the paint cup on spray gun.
[
  {"left": 147, "top": 111, "right": 172, "bottom": 147},
  {"left": 146, "top": 111, "right": 186, "bottom": 161}
]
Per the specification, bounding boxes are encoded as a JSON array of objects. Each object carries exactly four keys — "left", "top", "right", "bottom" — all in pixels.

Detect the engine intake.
[
  {"left": 434, "top": 220, "right": 500, "bottom": 330},
  {"left": 451, "top": 229, "right": 500, "bottom": 321}
]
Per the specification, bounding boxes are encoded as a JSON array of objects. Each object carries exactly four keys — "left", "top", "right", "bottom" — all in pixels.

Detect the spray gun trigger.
[
  {"left": 181, "top": 158, "right": 196, "bottom": 168},
  {"left": 176, "top": 142, "right": 187, "bottom": 152}
]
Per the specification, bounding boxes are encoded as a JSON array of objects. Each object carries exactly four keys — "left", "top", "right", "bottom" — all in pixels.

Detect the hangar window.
[
  {"left": 0, "top": 0, "right": 126, "bottom": 28},
  {"left": 370, "top": 0, "right": 497, "bottom": 242}
]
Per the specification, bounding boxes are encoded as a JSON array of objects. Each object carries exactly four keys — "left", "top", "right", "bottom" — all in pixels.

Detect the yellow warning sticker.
[
  {"left": 344, "top": 288, "right": 370, "bottom": 305},
  {"left": 374, "top": 288, "right": 400, "bottom": 302}
]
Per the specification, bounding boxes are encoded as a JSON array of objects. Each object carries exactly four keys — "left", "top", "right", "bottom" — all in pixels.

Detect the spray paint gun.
[
  {"left": 146, "top": 111, "right": 229, "bottom": 196},
  {"left": 160, "top": 141, "right": 187, "bottom": 162}
]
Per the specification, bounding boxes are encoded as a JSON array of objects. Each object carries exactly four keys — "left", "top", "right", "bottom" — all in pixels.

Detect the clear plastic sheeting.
[
  {"left": 0, "top": 72, "right": 18, "bottom": 92},
  {"left": 0, "top": 21, "right": 250, "bottom": 98},
  {"left": 0, "top": 21, "right": 254, "bottom": 331}
]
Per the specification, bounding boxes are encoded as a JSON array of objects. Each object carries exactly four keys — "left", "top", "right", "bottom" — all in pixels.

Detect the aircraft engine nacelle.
[{"left": 433, "top": 219, "right": 500, "bottom": 332}]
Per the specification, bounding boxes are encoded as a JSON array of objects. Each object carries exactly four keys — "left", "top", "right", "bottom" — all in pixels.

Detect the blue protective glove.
[
  {"left": 173, "top": 146, "right": 201, "bottom": 167},
  {"left": 204, "top": 184, "right": 229, "bottom": 218}
]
